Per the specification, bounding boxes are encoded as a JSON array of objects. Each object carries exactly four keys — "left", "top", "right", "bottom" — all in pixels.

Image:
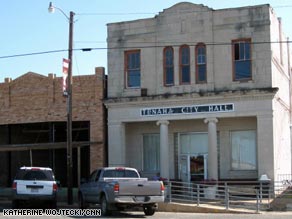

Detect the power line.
[
  {"left": 0, "top": 40, "right": 291, "bottom": 59},
  {"left": 0, "top": 49, "right": 68, "bottom": 59},
  {"left": 77, "top": 12, "right": 156, "bottom": 16},
  {"left": 75, "top": 5, "right": 292, "bottom": 16}
]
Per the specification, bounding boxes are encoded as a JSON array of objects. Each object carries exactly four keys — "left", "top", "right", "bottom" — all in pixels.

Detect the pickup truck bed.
[{"left": 78, "top": 167, "right": 165, "bottom": 216}]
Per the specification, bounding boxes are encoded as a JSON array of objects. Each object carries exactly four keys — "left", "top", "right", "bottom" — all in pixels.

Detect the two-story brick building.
[
  {"left": 105, "top": 3, "right": 292, "bottom": 183},
  {"left": 0, "top": 68, "right": 106, "bottom": 187}
]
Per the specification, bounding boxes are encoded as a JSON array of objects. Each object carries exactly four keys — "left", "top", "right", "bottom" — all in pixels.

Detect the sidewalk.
[
  {"left": 0, "top": 187, "right": 289, "bottom": 213},
  {"left": 158, "top": 202, "right": 258, "bottom": 214}
]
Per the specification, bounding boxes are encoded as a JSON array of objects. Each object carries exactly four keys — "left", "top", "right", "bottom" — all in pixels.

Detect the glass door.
[
  {"left": 190, "top": 155, "right": 207, "bottom": 181},
  {"left": 179, "top": 133, "right": 208, "bottom": 182},
  {"left": 179, "top": 155, "right": 189, "bottom": 182},
  {"left": 179, "top": 154, "right": 207, "bottom": 182}
]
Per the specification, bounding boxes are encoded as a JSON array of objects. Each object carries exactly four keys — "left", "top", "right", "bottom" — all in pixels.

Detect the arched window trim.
[
  {"left": 163, "top": 46, "right": 174, "bottom": 86},
  {"left": 179, "top": 44, "right": 191, "bottom": 85},
  {"left": 195, "top": 43, "right": 207, "bottom": 84}
]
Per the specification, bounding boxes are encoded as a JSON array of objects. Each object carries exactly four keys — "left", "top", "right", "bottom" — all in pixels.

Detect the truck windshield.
[{"left": 103, "top": 169, "right": 139, "bottom": 178}]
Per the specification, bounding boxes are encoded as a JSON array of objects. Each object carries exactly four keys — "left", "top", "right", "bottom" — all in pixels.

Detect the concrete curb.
[{"left": 158, "top": 202, "right": 258, "bottom": 214}]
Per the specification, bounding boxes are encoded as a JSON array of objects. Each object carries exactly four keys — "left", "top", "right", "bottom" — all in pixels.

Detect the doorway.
[
  {"left": 179, "top": 154, "right": 207, "bottom": 182},
  {"left": 178, "top": 133, "right": 208, "bottom": 182}
]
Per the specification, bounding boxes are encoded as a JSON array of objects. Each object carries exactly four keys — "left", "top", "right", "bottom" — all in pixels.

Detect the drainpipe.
[{"left": 288, "top": 37, "right": 292, "bottom": 175}]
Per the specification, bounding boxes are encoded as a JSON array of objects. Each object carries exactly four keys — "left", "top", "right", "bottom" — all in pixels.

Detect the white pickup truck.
[{"left": 78, "top": 167, "right": 165, "bottom": 216}]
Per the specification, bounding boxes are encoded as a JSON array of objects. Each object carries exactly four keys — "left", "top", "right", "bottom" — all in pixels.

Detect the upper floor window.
[
  {"left": 232, "top": 39, "right": 252, "bottom": 81},
  {"left": 179, "top": 45, "right": 190, "bottom": 84},
  {"left": 163, "top": 47, "right": 174, "bottom": 86},
  {"left": 195, "top": 43, "right": 207, "bottom": 83},
  {"left": 125, "top": 50, "right": 140, "bottom": 88}
]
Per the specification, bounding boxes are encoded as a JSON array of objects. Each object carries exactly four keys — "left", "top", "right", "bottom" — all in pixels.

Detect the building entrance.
[
  {"left": 178, "top": 133, "right": 208, "bottom": 182},
  {"left": 179, "top": 154, "right": 207, "bottom": 182}
]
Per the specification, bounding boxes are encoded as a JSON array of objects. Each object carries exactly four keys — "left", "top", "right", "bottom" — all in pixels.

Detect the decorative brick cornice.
[{"left": 104, "top": 87, "right": 279, "bottom": 107}]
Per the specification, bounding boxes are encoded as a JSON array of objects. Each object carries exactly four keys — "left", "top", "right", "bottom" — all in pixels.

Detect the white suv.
[{"left": 12, "top": 167, "right": 58, "bottom": 208}]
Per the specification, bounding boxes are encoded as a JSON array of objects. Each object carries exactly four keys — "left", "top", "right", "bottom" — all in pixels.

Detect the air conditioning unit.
[{"left": 141, "top": 88, "right": 148, "bottom": 97}]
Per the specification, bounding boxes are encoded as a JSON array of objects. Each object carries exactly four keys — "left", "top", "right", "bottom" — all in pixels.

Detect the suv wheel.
[
  {"left": 48, "top": 200, "right": 57, "bottom": 209},
  {"left": 12, "top": 200, "right": 19, "bottom": 209}
]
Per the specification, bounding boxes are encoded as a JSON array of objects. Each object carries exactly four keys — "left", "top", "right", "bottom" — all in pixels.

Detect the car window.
[
  {"left": 23, "top": 171, "right": 48, "bottom": 180},
  {"left": 15, "top": 169, "right": 54, "bottom": 181},
  {"left": 95, "top": 170, "right": 101, "bottom": 181},
  {"left": 89, "top": 170, "right": 97, "bottom": 182},
  {"left": 103, "top": 169, "right": 139, "bottom": 178},
  {"left": 125, "top": 170, "right": 139, "bottom": 178}
]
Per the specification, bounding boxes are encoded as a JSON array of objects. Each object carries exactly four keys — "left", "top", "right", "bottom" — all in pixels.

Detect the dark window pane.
[
  {"left": 180, "top": 46, "right": 190, "bottom": 84},
  {"left": 164, "top": 47, "right": 174, "bottom": 86},
  {"left": 128, "top": 70, "right": 140, "bottom": 87},
  {"left": 234, "top": 43, "right": 240, "bottom": 60},
  {"left": 182, "top": 66, "right": 190, "bottom": 83},
  {"left": 165, "top": 49, "right": 173, "bottom": 65},
  {"left": 234, "top": 41, "right": 250, "bottom": 61},
  {"left": 233, "top": 40, "right": 251, "bottom": 81},
  {"left": 245, "top": 42, "right": 250, "bottom": 59},
  {"left": 126, "top": 51, "right": 140, "bottom": 87},
  {"left": 198, "top": 47, "right": 206, "bottom": 63},
  {"left": 235, "top": 60, "right": 251, "bottom": 80},
  {"left": 198, "top": 65, "right": 206, "bottom": 82},
  {"left": 165, "top": 67, "right": 174, "bottom": 85},
  {"left": 181, "top": 47, "right": 190, "bottom": 64},
  {"left": 198, "top": 54, "right": 205, "bottom": 64},
  {"left": 128, "top": 53, "right": 140, "bottom": 69},
  {"left": 239, "top": 43, "right": 245, "bottom": 60}
]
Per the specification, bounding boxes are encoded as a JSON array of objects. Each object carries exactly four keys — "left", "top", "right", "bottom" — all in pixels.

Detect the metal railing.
[{"left": 163, "top": 180, "right": 284, "bottom": 213}]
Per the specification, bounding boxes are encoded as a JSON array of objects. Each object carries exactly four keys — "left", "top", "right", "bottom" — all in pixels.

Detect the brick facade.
[{"left": 0, "top": 67, "right": 106, "bottom": 174}]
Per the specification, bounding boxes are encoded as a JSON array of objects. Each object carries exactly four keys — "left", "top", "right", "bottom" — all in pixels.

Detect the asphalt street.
[
  {"left": 0, "top": 210, "right": 292, "bottom": 219},
  {"left": 0, "top": 200, "right": 292, "bottom": 219}
]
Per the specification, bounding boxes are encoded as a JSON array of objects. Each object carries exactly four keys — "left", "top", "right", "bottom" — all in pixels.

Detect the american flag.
[{"left": 62, "top": 58, "right": 69, "bottom": 96}]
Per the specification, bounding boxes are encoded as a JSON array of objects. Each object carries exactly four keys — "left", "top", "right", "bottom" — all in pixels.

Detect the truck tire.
[
  {"left": 101, "top": 195, "right": 111, "bottom": 216},
  {"left": 78, "top": 193, "right": 88, "bottom": 209},
  {"left": 143, "top": 205, "right": 156, "bottom": 216}
]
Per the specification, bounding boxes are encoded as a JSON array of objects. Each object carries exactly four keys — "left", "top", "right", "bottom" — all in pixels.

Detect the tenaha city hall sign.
[{"left": 141, "top": 103, "right": 234, "bottom": 116}]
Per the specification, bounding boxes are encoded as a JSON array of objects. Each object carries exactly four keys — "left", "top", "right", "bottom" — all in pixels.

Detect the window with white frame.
[
  {"left": 143, "top": 134, "right": 160, "bottom": 172},
  {"left": 231, "top": 130, "right": 256, "bottom": 170}
]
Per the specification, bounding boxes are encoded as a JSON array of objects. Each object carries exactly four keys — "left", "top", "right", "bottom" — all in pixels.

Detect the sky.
[{"left": 1, "top": 0, "right": 292, "bottom": 82}]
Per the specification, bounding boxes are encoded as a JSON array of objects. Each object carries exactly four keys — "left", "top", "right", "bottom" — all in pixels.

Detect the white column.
[
  {"left": 156, "top": 120, "right": 170, "bottom": 179},
  {"left": 108, "top": 122, "right": 126, "bottom": 167},
  {"left": 204, "top": 117, "right": 218, "bottom": 180}
]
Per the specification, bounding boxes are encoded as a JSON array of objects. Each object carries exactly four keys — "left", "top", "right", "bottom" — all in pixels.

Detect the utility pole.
[
  {"left": 48, "top": 2, "right": 74, "bottom": 205},
  {"left": 66, "top": 10, "right": 74, "bottom": 205}
]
